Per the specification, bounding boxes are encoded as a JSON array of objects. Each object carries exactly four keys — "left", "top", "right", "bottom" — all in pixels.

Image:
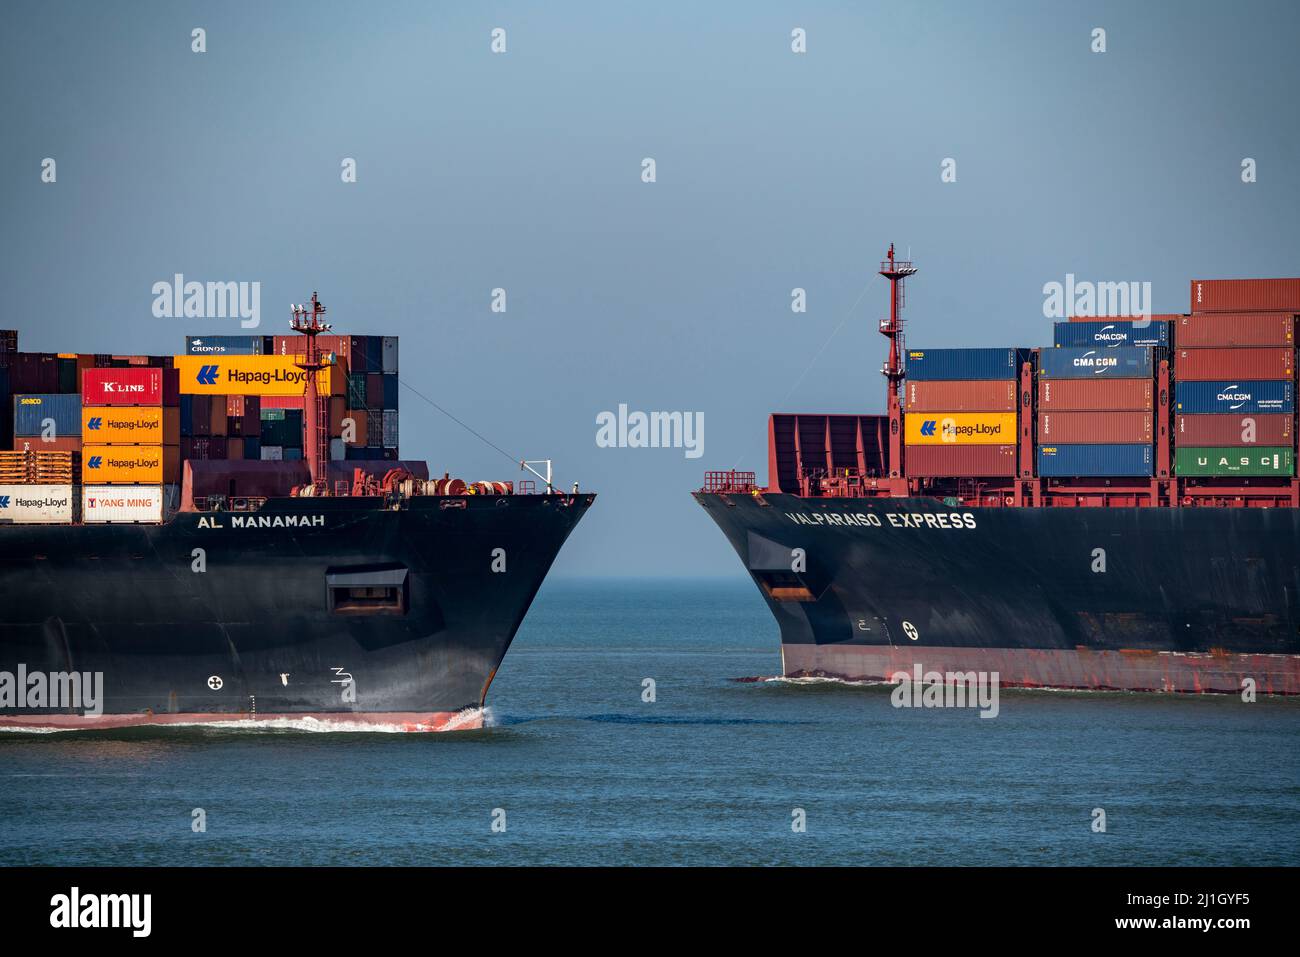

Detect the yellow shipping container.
[
  {"left": 82, "top": 406, "right": 177, "bottom": 444},
  {"left": 904, "top": 412, "right": 1017, "bottom": 446},
  {"left": 174, "top": 355, "right": 345, "bottom": 396},
  {"left": 81, "top": 444, "right": 165, "bottom": 484}
]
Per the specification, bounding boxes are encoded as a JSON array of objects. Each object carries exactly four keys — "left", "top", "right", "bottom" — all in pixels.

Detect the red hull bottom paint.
[
  {"left": 0, "top": 709, "right": 485, "bottom": 733},
  {"left": 782, "top": 645, "right": 1300, "bottom": 695}
]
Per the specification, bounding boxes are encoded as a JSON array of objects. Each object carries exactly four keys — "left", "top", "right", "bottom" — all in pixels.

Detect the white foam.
[{"left": 0, "top": 707, "right": 489, "bottom": 735}]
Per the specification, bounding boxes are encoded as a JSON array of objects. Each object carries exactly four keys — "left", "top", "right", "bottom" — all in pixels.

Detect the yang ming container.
[
  {"left": 904, "top": 348, "right": 1027, "bottom": 381},
  {"left": 0, "top": 484, "right": 74, "bottom": 524},
  {"left": 1175, "top": 413, "right": 1292, "bottom": 447},
  {"left": 81, "top": 485, "right": 164, "bottom": 523},
  {"left": 1037, "top": 346, "right": 1153, "bottom": 379},
  {"left": 1175, "top": 313, "right": 1295, "bottom": 348},
  {"left": 905, "top": 380, "right": 1017, "bottom": 412},
  {"left": 1175, "top": 347, "right": 1293, "bottom": 381},
  {"left": 1053, "top": 320, "right": 1169, "bottom": 349},
  {"left": 1037, "top": 411, "right": 1152, "bottom": 444},
  {"left": 13, "top": 394, "right": 80, "bottom": 436},
  {"left": 1174, "top": 446, "right": 1294, "bottom": 477},
  {"left": 1174, "top": 380, "right": 1293, "bottom": 415},
  {"left": 1037, "top": 443, "right": 1153, "bottom": 477},
  {"left": 903, "top": 444, "right": 1016, "bottom": 477},
  {"left": 1191, "top": 278, "right": 1300, "bottom": 314},
  {"left": 1037, "top": 378, "right": 1153, "bottom": 411}
]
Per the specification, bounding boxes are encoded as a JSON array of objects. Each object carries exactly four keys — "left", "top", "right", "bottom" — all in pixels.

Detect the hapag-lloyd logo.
[{"left": 193, "top": 364, "right": 313, "bottom": 387}]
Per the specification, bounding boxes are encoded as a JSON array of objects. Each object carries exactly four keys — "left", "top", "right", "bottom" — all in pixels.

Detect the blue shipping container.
[
  {"left": 13, "top": 393, "right": 80, "bottom": 436},
  {"left": 1052, "top": 320, "right": 1169, "bottom": 349},
  {"left": 1175, "top": 380, "right": 1295, "bottom": 415},
  {"left": 184, "top": 335, "right": 264, "bottom": 355},
  {"left": 905, "top": 348, "right": 1027, "bottom": 381},
  {"left": 1037, "top": 443, "right": 1153, "bottom": 477},
  {"left": 382, "top": 373, "right": 399, "bottom": 410},
  {"left": 1037, "top": 346, "right": 1153, "bottom": 379},
  {"left": 179, "top": 394, "right": 194, "bottom": 437},
  {"left": 243, "top": 436, "right": 261, "bottom": 460},
  {"left": 284, "top": 447, "right": 304, "bottom": 461}
]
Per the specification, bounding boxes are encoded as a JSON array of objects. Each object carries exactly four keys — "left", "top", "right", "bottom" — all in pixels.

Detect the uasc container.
[
  {"left": 1174, "top": 413, "right": 1291, "bottom": 447},
  {"left": 904, "top": 412, "right": 1016, "bottom": 446},
  {"left": 905, "top": 348, "right": 1028, "bottom": 381},
  {"left": 1174, "top": 380, "right": 1293, "bottom": 415},
  {"left": 1037, "top": 378, "right": 1153, "bottom": 411},
  {"left": 1037, "top": 346, "right": 1153, "bottom": 379},
  {"left": 0, "top": 484, "right": 74, "bottom": 524},
  {"left": 1038, "top": 411, "right": 1152, "bottom": 444},
  {"left": 905, "top": 380, "right": 1016, "bottom": 412},
  {"left": 82, "top": 485, "right": 164, "bottom": 523},
  {"left": 904, "top": 444, "right": 1016, "bottom": 477},
  {"left": 1174, "top": 446, "right": 1294, "bottom": 477},
  {"left": 1053, "top": 320, "right": 1169, "bottom": 349},
  {"left": 1175, "top": 313, "right": 1295, "bottom": 348},
  {"left": 1037, "top": 444, "right": 1153, "bottom": 477}
]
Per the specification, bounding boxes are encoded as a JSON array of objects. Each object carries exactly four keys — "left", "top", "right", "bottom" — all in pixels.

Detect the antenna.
[{"left": 878, "top": 243, "right": 918, "bottom": 482}]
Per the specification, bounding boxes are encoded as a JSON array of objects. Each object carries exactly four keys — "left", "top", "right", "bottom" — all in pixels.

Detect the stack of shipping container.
[
  {"left": 902, "top": 348, "right": 1023, "bottom": 477},
  {"left": 80, "top": 367, "right": 178, "bottom": 522}
]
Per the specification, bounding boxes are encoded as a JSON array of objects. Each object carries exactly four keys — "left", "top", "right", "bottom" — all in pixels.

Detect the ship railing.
[
  {"left": 701, "top": 470, "right": 757, "bottom": 494},
  {"left": 193, "top": 495, "right": 268, "bottom": 512}
]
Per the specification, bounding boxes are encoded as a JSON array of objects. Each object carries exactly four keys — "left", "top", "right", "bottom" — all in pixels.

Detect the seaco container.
[
  {"left": 1037, "top": 411, "right": 1152, "bottom": 444},
  {"left": 904, "top": 412, "right": 1016, "bottom": 445},
  {"left": 904, "top": 348, "right": 1027, "bottom": 381},
  {"left": 1174, "top": 446, "right": 1294, "bottom": 478},
  {"left": 82, "top": 485, "right": 164, "bottom": 523},
  {"left": 1175, "top": 313, "right": 1295, "bottom": 348},
  {"left": 1037, "top": 346, "right": 1153, "bottom": 379},
  {"left": 1190, "top": 279, "right": 1300, "bottom": 314},
  {"left": 905, "top": 380, "right": 1016, "bottom": 412},
  {"left": 1053, "top": 320, "right": 1169, "bottom": 349},
  {"left": 1174, "top": 348, "right": 1293, "bottom": 381},
  {"left": 1175, "top": 413, "right": 1292, "bottom": 447},
  {"left": 82, "top": 368, "right": 163, "bottom": 406},
  {"left": 1174, "top": 380, "right": 1293, "bottom": 415},
  {"left": 1037, "top": 444, "right": 1153, "bottom": 477},
  {"left": 82, "top": 444, "right": 164, "bottom": 484},
  {"left": 13, "top": 394, "right": 81, "bottom": 436},
  {"left": 81, "top": 406, "right": 172, "bottom": 444},
  {"left": 0, "top": 484, "right": 74, "bottom": 523},
  {"left": 903, "top": 444, "right": 1016, "bottom": 477},
  {"left": 1037, "top": 378, "right": 1153, "bottom": 411}
]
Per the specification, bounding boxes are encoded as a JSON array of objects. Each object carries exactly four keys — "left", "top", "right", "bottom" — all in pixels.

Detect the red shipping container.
[
  {"left": 12, "top": 436, "right": 81, "bottom": 452},
  {"left": 1068, "top": 313, "right": 1183, "bottom": 323},
  {"left": 1175, "top": 413, "right": 1292, "bottom": 447},
  {"left": 1175, "top": 313, "right": 1295, "bottom": 348},
  {"left": 1174, "top": 347, "right": 1293, "bottom": 381},
  {"left": 1191, "top": 278, "right": 1300, "bottom": 314},
  {"left": 181, "top": 436, "right": 228, "bottom": 460},
  {"left": 903, "top": 444, "right": 1017, "bottom": 477},
  {"left": 82, "top": 367, "right": 163, "bottom": 406},
  {"left": 343, "top": 409, "right": 368, "bottom": 446},
  {"left": 190, "top": 395, "right": 212, "bottom": 437},
  {"left": 905, "top": 380, "right": 1017, "bottom": 412},
  {"left": 226, "top": 395, "right": 245, "bottom": 417},
  {"left": 328, "top": 396, "right": 346, "bottom": 437},
  {"left": 261, "top": 395, "right": 305, "bottom": 410},
  {"left": 365, "top": 373, "right": 383, "bottom": 408},
  {"left": 1037, "top": 378, "right": 1153, "bottom": 411},
  {"left": 226, "top": 437, "right": 245, "bottom": 461},
  {"left": 210, "top": 397, "right": 228, "bottom": 436},
  {"left": 349, "top": 336, "right": 370, "bottom": 373},
  {"left": 244, "top": 395, "right": 260, "bottom": 420},
  {"left": 272, "top": 334, "right": 352, "bottom": 369},
  {"left": 1038, "top": 411, "right": 1152, "bottom": 444}
]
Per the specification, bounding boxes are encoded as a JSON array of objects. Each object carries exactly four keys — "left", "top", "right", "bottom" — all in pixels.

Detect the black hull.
[
  {"left": 694, "top": 492, "right": 1300, "bottom": 693},
  {"left": 1, "top": 494, "right": 592, "bottom": 726}
]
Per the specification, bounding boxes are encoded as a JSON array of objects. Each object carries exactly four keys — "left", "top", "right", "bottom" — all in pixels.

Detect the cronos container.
[
  {"left": 1037, "top": 378, "right": 1153, "bottom": 411},
  {"left": 904, "top": 412, "right": 1016, "bottom": 445},
  {"left": 1175, "top": 313, "right": 1295, "bottom": 348},
  {"left": 1037, "top": 444, "right": 1153, "bottom": 477},
  {"left": 1174, "top": 446, "right": 1294, "bottom": 477},
  {"left": 1191, "top": 279, "right": 1300, "bottom": 314},
  {"left": 903, "top": 444, "right": 1016, "bottom": 477},
  {"left": 1174, "top": 380, "right": 1293, "bottom": 415},
  {"left": 1175, "top": 413, "right": 1292, "bottom": 447},
  {"left": 1038, "top": 411, "right": 1152, "bottom": 444},
  {"left": 184, "top": 336, "right": 264, "bottom": 355},
  {"left": 82, "top": 485, "right": 164, "bottom": 523},
  {"left": 905, "top": 380, "right": 1017, "bottom": 412},
  {"left": 1037, "top": 346, "right": 1153, "bottom": 379},
  {"left": 82, "top": 367, "right": 163, "bottom": 406},
  {"left": 82, "top": 444, "right": 164, "bottom": 484},
  {"left": 1174, "top": 347, "right": 1293, "bottom": 381},
  {"left": 904, "top": 348, "right": 1028, "bottom": 381},
  {"left": 13, "top": 394, "right": 80, "bottom": 436},
  {"left": 0, "top": 484, "right": 74, "bottom": 523},
  {"left": 1052, "top": 320, "right": 1170, "bottom": 348}
]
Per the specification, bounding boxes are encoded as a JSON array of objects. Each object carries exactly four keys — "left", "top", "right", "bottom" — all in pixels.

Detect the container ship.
[
  {"left": 695, "top": 248, "right": 1300, "bottom": 694},
  {"left": 0, "top": 295, "right": 593, "bottom": 730}
]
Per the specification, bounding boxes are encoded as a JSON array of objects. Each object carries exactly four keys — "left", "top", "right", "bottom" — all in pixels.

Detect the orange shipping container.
[{"left": 82, "top": 444, "right": 167, "bottom": 484}]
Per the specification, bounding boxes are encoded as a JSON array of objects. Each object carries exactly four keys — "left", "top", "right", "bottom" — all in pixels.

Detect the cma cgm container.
[
  {"left": 81, "top": 485, "right": 164, "bottom": 523},
  {"left": 904, "top": 348, "right": 1027, "bottom": 381},
  {"left": 1037, "top": 378, "right": 1153, "bottom": 411},
  {"left": 1037, "top": 346, "right": 1153, "bottom": 379},
  {"left": 904, "top": 444, "right": 1016, "bottom": 477},
  {"left": 1175, "top": 413, "right": 1292, "bottom": 447},
  {"left": 1038, "top": 444, "right": 1153, "bottom": 477},
  {"left": 82, "top": 367, "right": 165, "bottom": 406},
  {"left": 13, "top": 394, "right": 80, "bottom": 436},
  {"left": 904, "top": 412, "right": 1016, "bottom": 445},
  {"left": 1175, "top": 447, "right": 1294, "bottom": 477},
  {"left": 1174, "top": 380, "right": 1294, "bottom": 415},
  {"left": 1175, "top": 313, "right": 1295, "bottom": 348},
  {"left": 1174, "top": 348, "right": 1293, "bottom": 381},
  {"left": 1191, "top": 278, "right": 1300, "bottom": 314},
  {"left": 1052, "top": 320, "right": 1170, "bottom": 348},
  {"left": 0, "top": 484, "right": 74, "bottom": 523},
  {"left": 1037, "top": 411, "right": 1152, "bottom": 444},
  {"left": 905, "top": 380, "right": 1016, "bottom": 412}
]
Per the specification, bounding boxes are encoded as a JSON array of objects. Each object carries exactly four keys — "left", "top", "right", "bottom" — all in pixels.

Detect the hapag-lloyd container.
[
  {"left": 81, "top": 485, "right": 164, "bottom": 523},
  {"left": 173, "top": 355, "right": 344, "bottom": 396},
  {"left": 905, "top": 380, "right": 1017, "bottom": 412},
  {"left": 82, "top": 444, "right": 164, "bottom": 484},
  {"left": 1037, "top": 346, "right": 1153, "bottom": 379},
  {"left": 1175, "top": 313, "right": 1295, "bottom": 348},
  {"left": 904, "top": 348, "right": 1028, "bottom": 381},
  {"left": 1175, "top": 413, "right": 1292, "bottom": 447},
  {"left": 904, "top": 412, "right": 1016, "bottom": 445},
  {"left": 81, "top": 406, "right": 172, "bottom": 444},
  {"left": 13, "top": 394, "right": 81, "bottom": 436},
  {"left": 1037, "top": 378, "right": 1153, "bottom": 411},
  {"left": 1038, "top": 411, "right": 1152, "bottom": 444},
  {"left": 903, "top": 444, "right": 1016, "bottom": 477},
  {"left": 1037, "top": 444, "right": 1153, "bottom": 477},
  {"left": 1174, "top": 446, "right": 1294, "bottom": 477},
  {"left": 1052, "top": 320, "right": 1170, "bottom": 348},
  {"left": 0, "top": 483, "right": 74, "bottom": 523},
  {"left": 82, "top": 367, "right": 165, "bottom": 406},
  {"left": 1191, "top": 278, "right": 1300, "bottom": 314},
  {"left": 1174, "top": 347, "right": 1293, "bottom": 381},
  {"left": 1174, "top": 380, "right": 1294, "bottom": 415}
]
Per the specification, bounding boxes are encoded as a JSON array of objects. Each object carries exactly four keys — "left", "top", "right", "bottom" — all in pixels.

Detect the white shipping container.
[
  {"left": 381, "top": 336, "right": 398, "bottom": 373},
  {"left": 82, "top": 485, "right": 164, "bottom": 524},
  {"left": 0, "top": 484, "right": 74, "bottom": 524},
  {"left": 382, "top": 410, "right": 399, "bottom": 447},
  {"left": 328, "top": 437, "right": 345, "bottom": 461},
  {"left": 260, "top": 445, "right": 284, "bottom": 461}
]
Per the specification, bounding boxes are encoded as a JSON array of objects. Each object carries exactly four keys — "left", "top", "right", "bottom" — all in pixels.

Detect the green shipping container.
[
  {"left": 260, "top": 409, "right": 286, "bottom": 421},
  {"left": 1175, "top": 446, "right": 1294, "bottom": 477}
]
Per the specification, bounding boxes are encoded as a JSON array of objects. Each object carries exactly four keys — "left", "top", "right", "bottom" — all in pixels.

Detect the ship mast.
[
  {"left": 879, "top": 244, "right": 916, "bottom": 486},
  {"left": 290, "top": 292, "right": 331, "bottom": 490}
]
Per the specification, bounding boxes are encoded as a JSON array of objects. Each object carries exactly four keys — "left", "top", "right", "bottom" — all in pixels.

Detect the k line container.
[
  {"left": 904, "top": 412, "right": 1016, "bottom": 445},
  {"left": 82, "top": 444, "right": 165, "bottom": 484},
  {"left": 1052, "top": 320, "right": 1170, "bottom": 349},
  {"left": 1174, "top": 380, "right": 1294, "bottom": 415},
  {"left": 1174, "top": 347, "right": 1293, "bottom": 381},
  {"left": 903, "top": 444, "right": 1016, "bottom": 477},
  {"left": 1037, "top": 378, "right": 1153, "bottom": 411},
  {"left": 904, "top": 348, "right": 1027, "bottom": 381},
  {"left": 82, "top": 368, "right": 163, "bottom": 406},
  {"left": 81, "top": 406, "right": 172, "bottom": 444},
  {"left": 1037, "top": 411, "right": 1152, "bottom": 444},
  {"left": 1191, "top": 279, "right": 1300, "bottom": 314},
  {"left": 81, "top": 485, "right": 164, "bottom": 523},
  {"left": 1037, "top": 444, "right": 1153, "bottom": 477},
  {"left": 1175, "top": 413, "right": 1292, "bottom": 447},
  {"left": 905, "top": 380, "right": 1017, "bottom": 412},
  {"left": 13, "top": 394, "right": 80, "bottom": 436},
  {"left": 1037, "top": 346, "right": 1153, "bottom": 379},
  {"left": 1175, "top": 313, "right": 1295, "bottom": 348},
  {"left": 0, "top": 484, "right": 74, "bottom": 523},
  {"left": 1174, "top": 446, "right": 1294, "bottom": 477}
]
